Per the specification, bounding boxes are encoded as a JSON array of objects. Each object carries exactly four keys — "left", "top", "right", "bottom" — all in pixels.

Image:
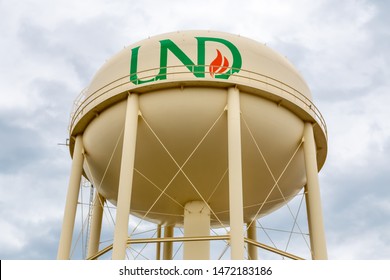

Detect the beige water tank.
[{"left": 69, "top": 30, "right": 327, "bottom": 227}]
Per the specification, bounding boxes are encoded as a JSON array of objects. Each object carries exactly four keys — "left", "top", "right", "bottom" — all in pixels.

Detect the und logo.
[{"left": 130, "top": 37, "right": 242, "bottom": 85}]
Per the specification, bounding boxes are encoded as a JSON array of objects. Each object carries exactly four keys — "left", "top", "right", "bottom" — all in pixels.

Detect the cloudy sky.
[{"left": 0, "top": 0, "right": 389, "bottom": 260}]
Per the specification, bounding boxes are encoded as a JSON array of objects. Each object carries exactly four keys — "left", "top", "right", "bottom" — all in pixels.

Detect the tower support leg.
[
  {"left": 247, "top": 222, "right": 258, "bottom": 260},
  {"left": 156, "top": 225, "right": 162, "bottom": 260},
  {"left": 112, "top": 93, "right": 139, "bottom": 259},
  {"left": 163, "top": 225, "right": 174, "bottom": 260},
  {"left": 303, "top": 122, "right": 328, "bottom": 260},
  {"left": 184, "top": 201, "right": 210, "bottom": 260},
  {"left": 57, "top": 134, "right": 84, "bottom": 259},
  {"left": 227, "top": 87, "right": 245, "bottom": 259},
  {"left": 87, "top": 192, "right": 105, "bottom": 258}
]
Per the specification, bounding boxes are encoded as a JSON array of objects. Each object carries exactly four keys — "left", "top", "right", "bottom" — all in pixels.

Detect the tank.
[{"left": 68, "top": 30, "right": 327, "bottom": 228}]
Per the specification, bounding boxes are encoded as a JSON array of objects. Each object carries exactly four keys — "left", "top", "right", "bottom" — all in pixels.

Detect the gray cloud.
[
  {"left": 0, "top": 0, "right": 389, "bottom": 260},
  {"left": 0, "top": 119, "right": 43, "bottom": 172}
]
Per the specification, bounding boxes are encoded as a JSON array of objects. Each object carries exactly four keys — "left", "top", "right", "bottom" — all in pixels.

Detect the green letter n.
[{"left": 159, "top": 39, "right": 204, "bottom": 78}]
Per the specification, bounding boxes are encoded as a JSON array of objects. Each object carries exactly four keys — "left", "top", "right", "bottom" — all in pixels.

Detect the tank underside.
[{"left": 82, "top": 87, "right": 307, "bottom": 226}]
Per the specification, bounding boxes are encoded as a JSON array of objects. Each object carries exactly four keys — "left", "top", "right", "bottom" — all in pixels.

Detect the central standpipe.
[
  {"left": 112, "top": 93, "right": 139, "bottom": 259},
  {"left": 183, "top": 201, "right": 210, "bottom": 259},
  {"left": 227, "top": 87, "right": 245, "bottom": 259}
]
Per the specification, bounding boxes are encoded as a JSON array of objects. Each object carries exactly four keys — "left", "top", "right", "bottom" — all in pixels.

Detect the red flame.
[{"left": 209, "top": 49, "right": 229, "bottom": 77}]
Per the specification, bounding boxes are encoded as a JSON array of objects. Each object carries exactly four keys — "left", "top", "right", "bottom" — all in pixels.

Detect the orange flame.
[{"left": 209, "top": 49, "right": 229, "bottom": 77}]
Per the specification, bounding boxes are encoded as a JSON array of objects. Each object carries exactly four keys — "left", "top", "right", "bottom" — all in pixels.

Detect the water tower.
[{"left": 58, "top": 31, "right": 328, "bottom": 260}]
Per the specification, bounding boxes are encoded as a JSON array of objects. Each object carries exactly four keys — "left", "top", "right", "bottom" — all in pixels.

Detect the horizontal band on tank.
[{"left": 69, "top": 65, "right": 327, "bottom": 140}]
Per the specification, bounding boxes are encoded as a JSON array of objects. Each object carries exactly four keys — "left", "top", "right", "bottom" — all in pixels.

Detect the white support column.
[
  {"left": 303, "top": 122, "right": 328, "bottom": 260},
  {"left": 156, "top": 225, "right": 162, "bottom": 260},
  {"left": 247, "top": 222, "right": 258, "bottom": 260},
  {"left": 57, "top": 134, "right": 84, "bottom": 260},
  {"left": 112, "top": 93, "right": 139, "bottom": 259},
  {"left": 163, "top": 225, "right": 174, "bottom": 260},
  {"left": 184, "top": 201, "right": 210, "bottom": 260},
  {"left": 87, "top": 192, "right": 105, "bottom": 259},
  {"left": 227, "top": 87, "right": 245, "bottom": 260}
]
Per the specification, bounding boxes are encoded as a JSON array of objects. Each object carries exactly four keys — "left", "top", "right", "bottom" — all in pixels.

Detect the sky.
[{"left": 0, "top": 0, "right": 389, "bottom": 260}]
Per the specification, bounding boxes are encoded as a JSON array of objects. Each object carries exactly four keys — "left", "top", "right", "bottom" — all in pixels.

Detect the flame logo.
[{"left": 209, "top": 49, "right": 229, "bottom": 77}]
